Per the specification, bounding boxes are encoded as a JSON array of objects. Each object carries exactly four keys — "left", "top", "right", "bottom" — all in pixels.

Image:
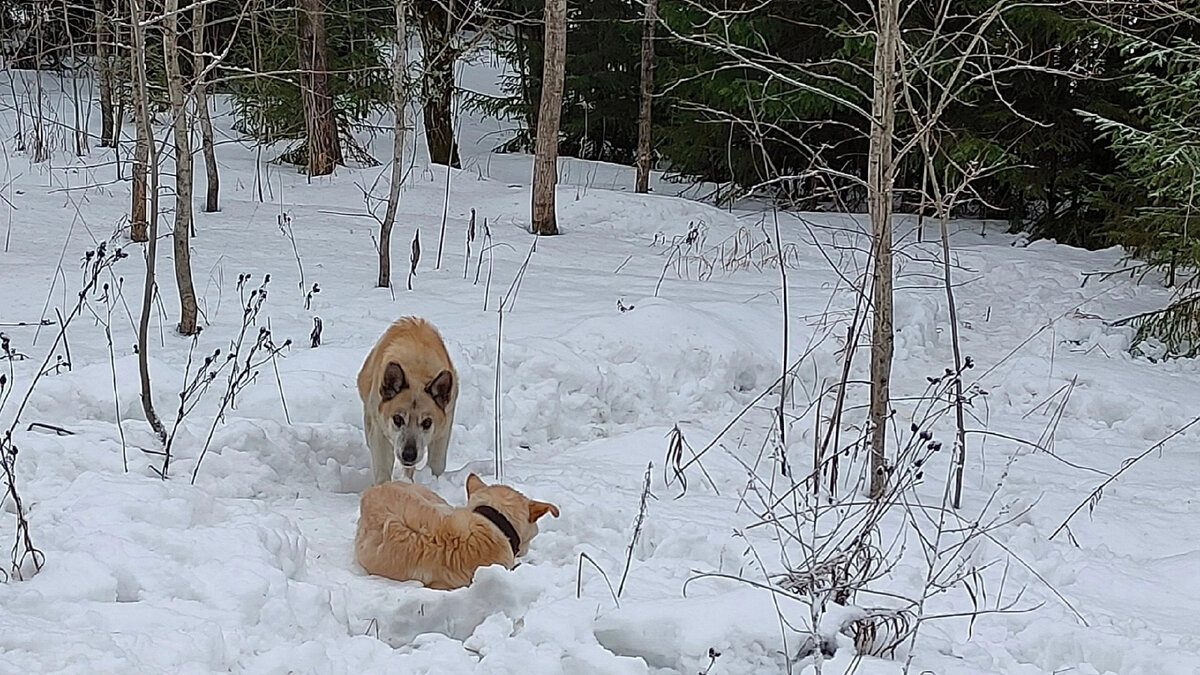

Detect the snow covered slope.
[{"left": 0, "top": 53, "right": 1198, "bottom": 675}]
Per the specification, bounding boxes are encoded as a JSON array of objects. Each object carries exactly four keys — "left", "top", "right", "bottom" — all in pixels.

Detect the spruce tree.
[{"left": 1084, "top": 8, "right": 1200, "bottom": 357}]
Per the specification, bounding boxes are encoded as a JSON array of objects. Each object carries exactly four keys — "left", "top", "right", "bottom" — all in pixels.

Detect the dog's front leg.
[
  {"left": 365, "top": 413, "right": 395, "bottom": 485},
  {"left": 427, "top": 419, "right": 452, "bottom": 477}
]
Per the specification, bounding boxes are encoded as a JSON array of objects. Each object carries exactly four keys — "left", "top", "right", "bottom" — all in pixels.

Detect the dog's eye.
[
  {"left": 392, "top": 414, "right": 405, "bottom": 427},
  {"left": 420, "top": 418, "right": 432, "bottom": 431}
]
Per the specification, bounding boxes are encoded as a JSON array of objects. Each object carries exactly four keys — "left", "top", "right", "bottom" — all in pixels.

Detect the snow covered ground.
[{"left": 1, "top": 54, "right": 1200, "bottom": 675}]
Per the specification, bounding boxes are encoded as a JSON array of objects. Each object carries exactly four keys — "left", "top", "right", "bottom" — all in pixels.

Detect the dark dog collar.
[{"left": 474, "top": 505, "right": 520, "bottom": 556}]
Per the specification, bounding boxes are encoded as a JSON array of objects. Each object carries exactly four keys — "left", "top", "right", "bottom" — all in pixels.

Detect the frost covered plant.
[
  {"left": 650, "top": 220, "right": 802, "bottom": 295},
  {"left": 678, "top": 357, "right": 1029, "bottom": 670},
  {"left": 188, "top": 274, "right": 292, "bottom": 484}
]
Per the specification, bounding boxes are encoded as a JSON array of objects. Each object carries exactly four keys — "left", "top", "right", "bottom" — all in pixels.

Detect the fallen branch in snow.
[{"left": 1050, "top": 412, "right": 1200, "bottom": 541}]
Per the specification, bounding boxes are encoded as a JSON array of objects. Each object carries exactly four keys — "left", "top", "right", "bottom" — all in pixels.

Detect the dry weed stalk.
[
  {"left": 0, "top": 243, "right": 128, "bottom": 581},
  {"left": 189, "top": 275, "right": 291, "bottom": 484}
]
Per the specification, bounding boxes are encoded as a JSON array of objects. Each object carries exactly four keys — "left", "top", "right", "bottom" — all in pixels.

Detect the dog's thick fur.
[
  {"left": 355, "top": 474, "right": 560, "bottom": 590},
  {"left": 357, "top": 317, "right": 458, "bottom": 484}
]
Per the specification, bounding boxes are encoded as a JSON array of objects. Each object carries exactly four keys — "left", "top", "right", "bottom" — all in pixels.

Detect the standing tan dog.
[
  {"left": 357, "top": 317, "right": 458, "bottom": 484},
  {"left": 355, "top": 473, "right": 559, "bottom": 590}
]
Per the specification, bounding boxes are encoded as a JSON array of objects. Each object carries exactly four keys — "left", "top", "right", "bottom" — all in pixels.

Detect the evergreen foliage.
[
  {"left": 1084, "top": 7, "right": 1200, "bottom": 357},
  {"left": 215, "top": 0, "right": 392, "bottom": 149}
]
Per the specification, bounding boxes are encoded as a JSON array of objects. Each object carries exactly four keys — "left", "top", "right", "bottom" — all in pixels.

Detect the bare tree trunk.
[
  {"left": 416, "top": 1, "right": 460, "bottom": 168},
  {"left": 531, "top": 0, "right": 565, "bottom": 236},
  {"left": 867, "top": 0, "right": 899, "bottom": 500},
  {"left": 95, "top": 0, "right": 117, "bottom": 148},
  {"left": 297, "top": 0, "right": 342, "bottom": 176},
  {"left": 164, "top": 0, "right": 198, "bottom": 336},
  {"left": 129, "top": 0, "right": 148, "bottom": 242},
  {"left": 634, "top": 0, "right": 657, "bottom": 194},
  {"left": 380, "top": 0, "right": 408, "bottom": 288},
  {"left": 62, "top": 0, "right": 87, "bottom": 156},
  {"left": 131, "top": 0, "right": 166, "bottom": 444},
  {"left": 193, "top": 1, "right": 219, "bottom": 212}
]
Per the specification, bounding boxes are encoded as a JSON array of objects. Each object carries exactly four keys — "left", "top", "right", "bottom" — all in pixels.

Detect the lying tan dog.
[
  {"left": 355, "top": 473, "right": 559, "bottom": 590},
  {"left": 357, "top": 316, "right": 458, "bottom": 484}
]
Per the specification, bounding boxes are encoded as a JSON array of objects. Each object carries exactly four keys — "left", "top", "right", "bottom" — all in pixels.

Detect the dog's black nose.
[{"left": 400, "top": 443, "right": 418, "bottom": 464}]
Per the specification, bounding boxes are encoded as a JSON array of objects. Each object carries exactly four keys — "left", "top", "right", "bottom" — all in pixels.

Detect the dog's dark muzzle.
[{"left": 400, "top": 443, "right": 419, "bottom": 465}]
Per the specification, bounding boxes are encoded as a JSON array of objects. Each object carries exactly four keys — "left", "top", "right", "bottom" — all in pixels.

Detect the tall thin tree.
[
  {"left": 379, "top": 0, "right": 408, "bottom": 287},
  {"left": 131, "top": 0, "right": 167, "bottom": 443},
  {"left": 129, "top": 0, "right": 149, "bottom": 242},
  {"left": 867, "top": 0, "right": 899, "bottom": 499},
  {"left": 163, "top": 0, "right": 199, "bottom": 335},
  {"left": 194, "top": 0, "right": 220, "bottom": 212},
  {"left": 634, "top": 0, "right": 657, "bottom": 194},
  {"left": 531, "top": 0, "right": 566, "bottom": 236},
  {"left": 95, "top": 0, "right": 118, "bottom": 148}
]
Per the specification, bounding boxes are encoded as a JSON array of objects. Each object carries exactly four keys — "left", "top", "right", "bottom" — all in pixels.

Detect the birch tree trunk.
[
  {"left": 193, "top": 1, "right": 220, "bottom": 212},
  {"left": 379, "top": 0, "right": 408, "bottom": 288},
  {"left": 531, "top": 0, "right": 566, "bottom": 236},
  {"left": 634, "top": 0, "right": 657, "bottom": 194},
  {"left": 297, "top": 0, "right": 342, "bottom": 176},
  {"left": 164, "top": 0, "right": 198, "bottom": 336},
  {"left": 867, "top": 0, "right": 899, "bottom": 500}
]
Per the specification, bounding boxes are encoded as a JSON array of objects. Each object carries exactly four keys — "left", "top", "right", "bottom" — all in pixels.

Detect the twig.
[
  {"left": 576, "top": 552, "right": 620, "bottom": 608},
  {"left": 617, "top": 462, "right": 654, "bottom": 597},
  {"left": 1050, "top": 413, "right": 1200, "bottom": 540}
]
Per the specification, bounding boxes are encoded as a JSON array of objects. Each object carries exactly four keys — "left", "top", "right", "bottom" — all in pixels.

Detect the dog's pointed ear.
[
  {"left": 528, "top": 500, "right": 559, "bottom": 522},
  {"left": 466, "top": 473, "right": 486, "bottom": 496},
  {"left": 381, "top": 362, "right": 407, "bottom": 400},
  {"left": 425, "top": 369, "right": 454, "bottom": 409}
]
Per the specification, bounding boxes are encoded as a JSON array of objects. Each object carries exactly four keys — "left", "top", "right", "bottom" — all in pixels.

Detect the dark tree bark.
[
  {"left": 297, "top": 0, "right": 343, "bottom": 176},
  {"left": 194, "top": 1, "right": 220, "bottom": 212},
  {"left": 416, "top": 0, "right": 461, "bottom": 168},
  {"left": 634, "top": 0, "right": 657, "bottom": 193},
  {"left": 95, "top": 0, "right": 117, "bottom": 148}
]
